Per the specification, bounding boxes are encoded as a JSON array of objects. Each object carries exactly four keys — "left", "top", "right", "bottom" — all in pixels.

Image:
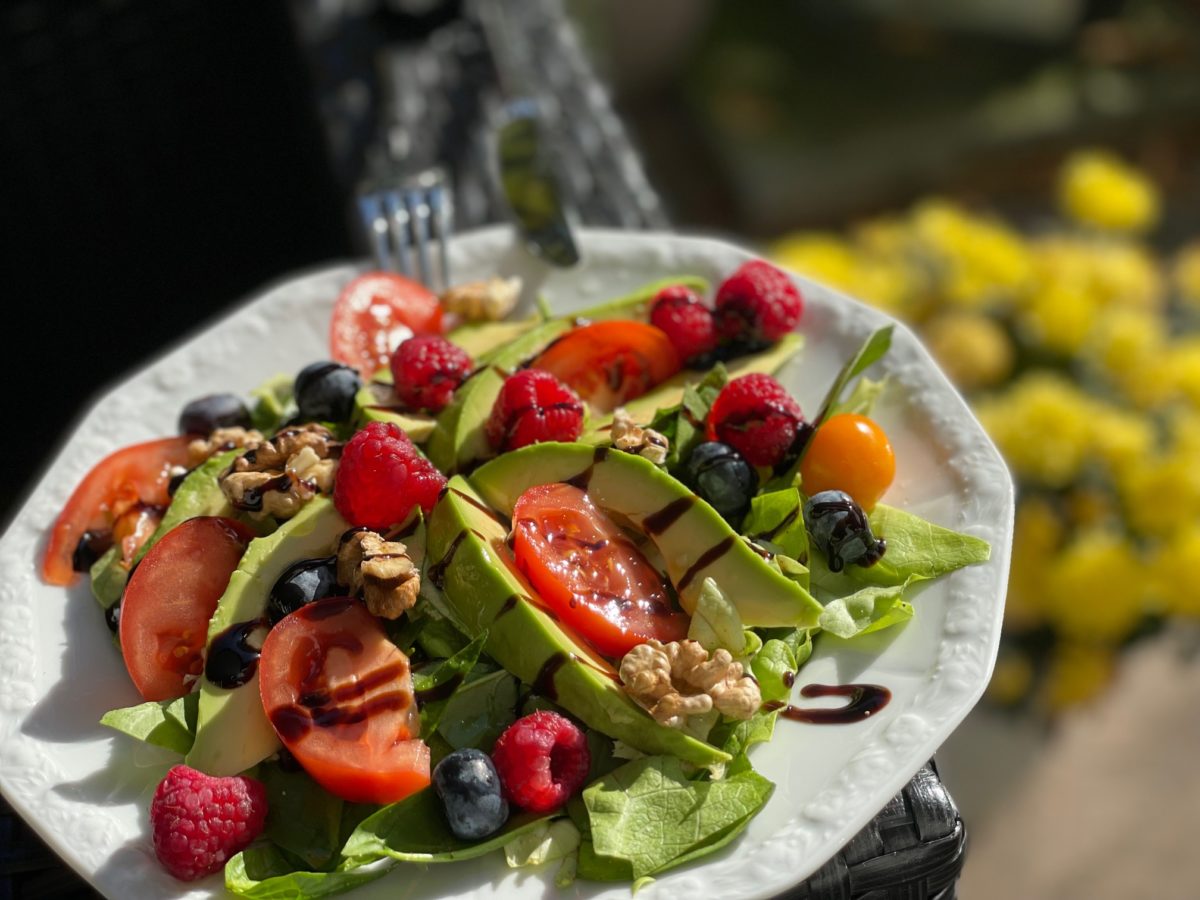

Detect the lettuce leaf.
[
  {"left": 818, "top": 580, "right": 917, "bottom": 639},
  {"left": 648, "top": 364, "right": 729, "bottom": 469},
  {"left": 848, "top": 504, "right": 990, "bottom": 587},
  {"left": 99, "top": 693, "right": 198, "bottom": 755}
]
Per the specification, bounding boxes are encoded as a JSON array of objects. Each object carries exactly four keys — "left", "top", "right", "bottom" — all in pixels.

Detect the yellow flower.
[
  {"left": 1088, "top": 405, "right": 1155, "bottom": 479},
  {"left": 920, "top": 311, "right": 1014, "bottom": 391},
  {"left": 1005, "top": 495, "right": 1064, "bottom": 630},
  {"left": 975, "top": 372, "right": 1096, "bottom": 488},
  {"left": 1163, "top": 338, "right": 1200, "bottom": 409},
  {"left": 1041, "top": 641, "right": 1116, "bottom": 712},
  {"left": 771, "top": 233, "right": 857, "bottom": 293},
  {"left": 1116, "top": 447, "right": 1200, "bottom": 539},
  {"left": 1057, "top": 149, "right": 1160, "bottom": 233},
  {"left": 986, "top": 649, "right": 1035, "bottom": 707},
  {"left": 1043, "top": 529, "right": 1147, "bottom": 642},
  {"left": 1085, "top": 307, "right": 1171, "bottom": 408},
  {"left": 1148, "top": 527, "right": 1200, "bottom": 617},
  {"left": 1174, "top": 240, "right": 1200, "bottom": 309},
  {"left": 1018, "top": 279, "right": 1097, "bottom": 355}
]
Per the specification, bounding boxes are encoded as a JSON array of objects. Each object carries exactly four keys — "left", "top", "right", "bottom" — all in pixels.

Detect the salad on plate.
[{"left": 38, "top": 255, "right": 990, "bottom": 896}]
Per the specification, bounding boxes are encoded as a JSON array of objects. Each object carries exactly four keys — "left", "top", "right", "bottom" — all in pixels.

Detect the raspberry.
[
  {"left": 649, "top": 285, "right": 718, "bottom": 363},
  {"left": 714, "top": 260, "right": 803, "bottom": 347},
  {"left": 707, "top": 373, "right": 804, "bottom": 467},
  {"left": 334, "top": 421, "right": 447, "bottom": 529},
  {"left": 486, "top": 370, "right": 584, "bottom": 452},
  {"left": 491, "top": 711, "right": 590, "bottom": 813},
  {"left": 150, "top": 765, "right": 267, "bottom": 881},
  {"left": 390, "top": 335, "right": 474, "bottom": 413}
]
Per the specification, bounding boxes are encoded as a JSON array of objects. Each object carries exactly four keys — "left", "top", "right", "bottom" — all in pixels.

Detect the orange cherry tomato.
[
  {"left": 42, "top": 436, "right": 193, "bottom": 586},
  {"left": 330, "top": 272, "right": 444, "bottom": 379},
  {"left": 530, "top": 320, "right": 682, "bottom": 413},
  {"left": 259, "top": 596, "right": 430, "bottom": 805},
  {"left": 511, "top": 482, "right": 689, "bottom": 658},
  {"left": 800, "top": 413, "right": 895, "bottom": 511},
  {"left": 119, "top": 516, "right": 255, "bottom": 701}
]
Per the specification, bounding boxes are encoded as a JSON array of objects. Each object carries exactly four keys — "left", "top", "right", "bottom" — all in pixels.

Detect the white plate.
[{"left": 0, "top": 227, "right": 1012, "bottom": 899}]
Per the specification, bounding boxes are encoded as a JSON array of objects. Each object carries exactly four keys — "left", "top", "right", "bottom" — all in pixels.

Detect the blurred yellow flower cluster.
[{"left": 772, "top": 148, "right": 1200, "bottom": 714}]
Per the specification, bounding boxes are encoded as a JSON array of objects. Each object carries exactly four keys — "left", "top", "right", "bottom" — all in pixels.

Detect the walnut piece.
[
  {"left": 219, "top": 423, "right": 339, "bottom": 520},
  {"left": 610, "top": 408, "right": 669, "bottom": 465},
  {"left": 337, "top": 529, "right": 420, "bottom": 619},
  {"left": 440, "top": 276, "right": 522, "bottom": 322},
  {"left": 187, "top": 426, "right": 265, "bottom": 468},
  {"left": 619, "top": 639, "right": 761, "bottom": 728}
]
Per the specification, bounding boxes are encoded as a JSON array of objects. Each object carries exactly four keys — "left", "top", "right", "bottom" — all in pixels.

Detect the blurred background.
[{"left": 5, "top": 0, "right": 1200, "bottom": 896}]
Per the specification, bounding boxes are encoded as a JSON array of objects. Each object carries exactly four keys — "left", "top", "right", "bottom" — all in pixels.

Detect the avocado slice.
[
  {"left": 470, "top": 444, "right": 823, "bottom": 628},
  {"left": 90, "top": 450, "right": 246, "bottom": 610},
  {"left": 353, "top": 370, "right": 438, "bottom": 442},
  {"left": 426, "top": 476, "right": 729, "bottom": 767},
  {"left": 186, "top": 495, "right": 349, "bottom": 776},
  {"left": 447, "top": 315, "right": 542, "bottom": 361},
  {"left": 425, "top": 276, "right": 709, "bottom": 475}
]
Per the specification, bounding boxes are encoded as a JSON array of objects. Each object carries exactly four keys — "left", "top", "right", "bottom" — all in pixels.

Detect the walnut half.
[
  {"left": 619, "top": 639, "right": 761, "bottom": 728},
  {"left": 440, "top": 276, "right": 522, "bottom": 322},
  {"left": 219, "top": 423, "right": 339, "bottom": 520},
  {"left": 337, "top": 529, "right": 420, "bottom": 620},
  {"left": 610, "top": 408, "right": 669, "bottom": 465}
]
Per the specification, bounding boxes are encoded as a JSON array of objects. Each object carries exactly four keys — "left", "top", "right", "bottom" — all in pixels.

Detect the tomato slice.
[
  {"left": 330, "top": 272, "right": 444, "bottom": 379},
  {"left": 512, "top": 482, "right": 689, "bottom": 658},
  {"left": 530, "top": 320, "right": 682, "bottom": 413},
  {"left": 800, "top": 413, "right": 896, "bottom": 511},
  {"left": 259, "top": 596, "right": 430, "bottom": 804},
  {"left": 42, "top": 436, "right": 193, "bottom": 586},
  {"left": 119, "top": 516, "right": 255, "bottom": 701}
]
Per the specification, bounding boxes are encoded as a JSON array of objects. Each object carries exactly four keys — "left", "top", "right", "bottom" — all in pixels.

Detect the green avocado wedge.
[
  {"left": 90, "top": 449, "right": 246, "bottom": 610},
  {"left": 426, "top": 476, "right": 729, "bottom": 767},
  {"left": 186, "top": 496, "right": 349, "bottom": 777},
  {"left": 353, "top": 370, "right": 437, "bottom": 442},
  {"left": 470, "top": 444, "right": 823, "bottom": 628},
  {"left": 425, "top": 276, "right": 709, "bottom": 475}
]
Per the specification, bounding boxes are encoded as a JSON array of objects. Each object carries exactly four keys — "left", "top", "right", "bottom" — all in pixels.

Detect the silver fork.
[{"left": 357, "top": 167, "right": 454, "bottom": 292}]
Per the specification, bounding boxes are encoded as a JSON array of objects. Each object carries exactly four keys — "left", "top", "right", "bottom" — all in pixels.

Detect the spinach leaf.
[
  {"left": 581, "top": 755, "right": 774, "bottom": 880},
  {"left": 341, "top": 788, "right": 548, "bottom": 864},
  {"left": 411, "top": 631, "right": 488, "bottom": 737},
  {"left": 99, "top": 693, "right": 198, "bottom": 755},
  {"left": 225, "top": 846, "right": 391, "bottom": 899},
  {"left": 742, "top": 488, "right": 808, "bottom": 563},
  {"left": 750, "top": 640, "right": 797, "bottom": 703},
  {"left": 258, "top": 761, "right": 344, "bottom": 871},
  {"left": 437, "top": 669, "right": 520, "bottom": 752},
  {"left": 831, "top": 375, "right": 888, "bottom": 417},
  {"left": 648, "top": 364, "right": 729, "bottom": 469}
]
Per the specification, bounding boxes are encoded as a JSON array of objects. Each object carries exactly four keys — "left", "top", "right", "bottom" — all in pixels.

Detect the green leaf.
[
  {"left": 818, "top": 579, "right": 917, "bottom": 639},
  {"left": 852, "top": 504, "right": 991, "bottom": 587},
  {"left": 437, "top": 669, "right": 520, "bottom": 752},
  {"left": 649, "top": 364, "right": 729, "bottom": 469},
  {"left": 100, "top": 694, "right": 198, "bottom": 755},
  {"left": 708, "top": 708, "right": 778, "bottom": 760},
  {"left": 225, "top": 846, "right": 391, "bottom": 899},
  {"left": 582, "top": 755, "right": 774, "bottom": 880},
  {"left": 341, "top": 788, "right": 549, "bottom": 864},
  {"left": 751, "top": 640, "right": 796, "bottom": 703},
  {"left": 742, "top": 488, "right": 808, "bottom": 563},
  {"left": 831, "top": 375, "right": 888, "bottom": 417},
  {"left": 503, "top": 818, "right": 580, "bottom": 868},
  {"left": 411, "top": 631, "right": 488, "bottom": 737},
  {"left": 686, "top": 577, "right": 745, "bottom": 653},
  {"left": 258, "top": 761, "right": 344, "bottom": 871}
]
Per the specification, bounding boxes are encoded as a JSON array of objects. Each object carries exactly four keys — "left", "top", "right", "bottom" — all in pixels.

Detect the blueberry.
[
  {"left": 682, "top": 441, "right": 758, "bottom": 527},
  {"left": 178, "top": 393, "right": 252, "bottom": 435},
  {"left": 268, "top": 555, "right": 341, "bottom": 624},
  {"left": 803, "top": 490, "right": 887, "bottom": 573},
  {"left": 294, "top": 361, "right": 362, "bottom": 423},
  {"left": 433, "top": 749, "right": 509, "bottom": 840}
]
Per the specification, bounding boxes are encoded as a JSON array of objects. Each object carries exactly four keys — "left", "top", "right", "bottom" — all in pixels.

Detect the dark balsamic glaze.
[
  {"left": 642, "top": 496, "right": 696, "bottom": 536},
  {"left": 206, "top": 619, "right": 267, "bottom": 688},
  {"left": 676, "top": 535, "right": 736, "bottom": 592},
  {"left": 565, "top": 446, "right": 611, "bottom": 491},
  {"left": 234, "top": 472, "right": 292, "bottom": 513},
  {"left": 532, "top": 652, "right": 569, "bottom": 701},
  {"left": 495, "top": 593, "right": 521, "bottom": 620},
  {"left": 752, "top": 504, "right": 801, "bottom": 543},
  {"left": 428, "top": 530, "right": 467, "bottom": 589},
  {"left": 764, "top": 683, "right": 891, "bottom": 724},
  {"left": 450, "top": 488, "right": 509, "bottom": 526},
  {"left": 72, "top": 529, "right": 114, "bottom": 573}
]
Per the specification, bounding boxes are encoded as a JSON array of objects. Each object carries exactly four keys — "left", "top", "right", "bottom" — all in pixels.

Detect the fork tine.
[
  {"left": 428, "top": 180, "right": 453, "bottom": 293},
  {"left": 382, "top": 190, "right": 413, "bottom": 278},
  {"left": 405, "top": 186, "right": 434, "bottom": 292},
  {"left": 357, "top": 193, "right": 392, "bottom": 271}
]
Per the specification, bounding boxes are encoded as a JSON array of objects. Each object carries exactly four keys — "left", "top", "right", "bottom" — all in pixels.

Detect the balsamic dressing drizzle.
[
  {"left": 205, "top": 619, "right": 267, "bottom": 689},
  {"left": 764, "top": 683, "right": 891, "bottom": 724}
]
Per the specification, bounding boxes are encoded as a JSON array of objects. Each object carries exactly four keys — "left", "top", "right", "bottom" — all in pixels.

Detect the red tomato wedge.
[
  {"left": 42, "top": 436, "right": 193, "bottom": 585},
  {"left": 530, "top": 320, "right": 682, "bottom": 413},
  {"left": 330, "top": 272, "right": 444, "bottom": 379},
  {"left": 259, "top": 596, "right": 430, "bottom": 805},
  {"left": 119, "top": 516, "right": 255, "bottom": 702},
  {"left": 512, "top": 482, "right": 689, "bottom": 658}
]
